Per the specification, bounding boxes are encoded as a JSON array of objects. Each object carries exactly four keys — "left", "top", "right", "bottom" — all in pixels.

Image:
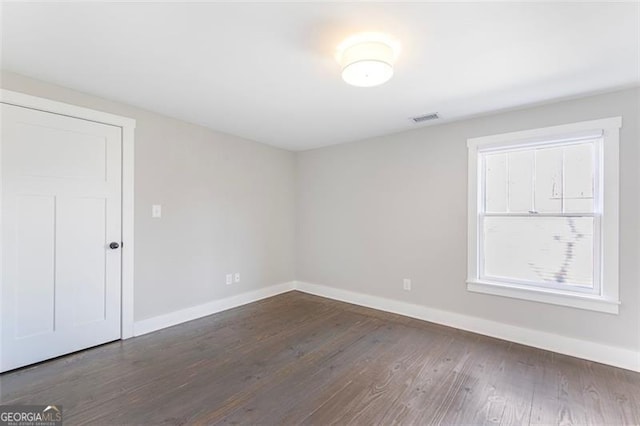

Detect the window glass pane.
[
  {"left": 534, "top": 147, "right": 563, "bottom": 213},
  {"left": 483, "top": 216, "right": 594, "bottom": 288},
  {"left": 485, "top": 153, "right": 507, "bottom": 212},
  {"left": 564, "top": 142, "right": 595, "bottom": 213},
  {"left": 507, "top": 150, "right": 534, "bottom": 212}
]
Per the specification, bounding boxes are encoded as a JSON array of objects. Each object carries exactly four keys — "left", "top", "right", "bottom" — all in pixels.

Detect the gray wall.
[
  {"left": 296, "top": 88, "right": 640, "bottom": 351},
  {"left": 3, "top": 70, "right": 638, "bottom": 353},
  {"left": 1, "top": 71, "right": 296, "bottom": 322}
]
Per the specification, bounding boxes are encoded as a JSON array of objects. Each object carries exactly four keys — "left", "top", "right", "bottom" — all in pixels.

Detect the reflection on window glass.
[
  {"left": 485, "top": 153, "right": 507, "bottom": 212},
  {"left": 508, "top": 150, "right": 534, "bottom": 212},
  {"left": 563, "top": 143, "right": 595, "bottom": 213},
  {"left": 535, "top": 147, "right": 563, "bottom": 212},
  {"left": 483, "top": 141, "right": 596, "bottom": 214},
  {"left": 483, "top": 216, "right": 594, "bottom": 288}
]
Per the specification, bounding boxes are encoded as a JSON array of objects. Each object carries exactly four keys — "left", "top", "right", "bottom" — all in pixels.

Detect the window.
[{"left": 467, "top": 117, "right": 621, "bottom": 313}]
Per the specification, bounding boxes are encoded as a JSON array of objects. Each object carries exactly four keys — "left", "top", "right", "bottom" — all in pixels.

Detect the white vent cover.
[{"left": 411, "top": 113, "right": 439, "bottom": 123}]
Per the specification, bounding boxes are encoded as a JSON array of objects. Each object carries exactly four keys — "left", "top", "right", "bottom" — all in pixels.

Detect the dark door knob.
[{"left": 109, "top": 242, "right": 120, "bottom": 250}]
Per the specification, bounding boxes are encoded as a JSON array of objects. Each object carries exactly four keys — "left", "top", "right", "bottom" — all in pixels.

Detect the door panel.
[
  {"left": 1, "top": 103, "right": 122, "bottom": 372},
  {"left": 14, "top": 195, "right": 56, "bottom": 338},
  {"left": 56, "top": 196, "right": 108, "bottom": 326},
  {"left": 8, "top": 122, "right": 107, "bottom": 180}
]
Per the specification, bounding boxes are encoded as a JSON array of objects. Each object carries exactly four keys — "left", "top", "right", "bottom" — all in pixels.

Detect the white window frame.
[{"left": 467, "top": 117, "right": 621, "bottom": 314}]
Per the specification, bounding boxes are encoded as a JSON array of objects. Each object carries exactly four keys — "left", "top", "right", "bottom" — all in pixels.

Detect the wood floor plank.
[
  {"left": 69, "top": 309, "right": 366, "bottom": 424},
  {"left": 1, "top": 292, "right": 327, "bottom": 403},
  {"left": 215, "top": 319, "right": 409, "bottom": 424},
  {"left": 302, "top": 326, "right": 444, "bottom": 425},
  {"left": 1, "top": 291, "right": 638, "bottom": 426}
]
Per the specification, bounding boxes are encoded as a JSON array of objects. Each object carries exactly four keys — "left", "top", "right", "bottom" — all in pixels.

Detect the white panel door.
[{"left": 1, "top": 103, "right": 122, "bottom": 372}]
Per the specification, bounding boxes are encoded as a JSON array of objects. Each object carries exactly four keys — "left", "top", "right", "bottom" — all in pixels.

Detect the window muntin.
[{"left": 477, "top": 139, "right": 602, "bottom": 294}]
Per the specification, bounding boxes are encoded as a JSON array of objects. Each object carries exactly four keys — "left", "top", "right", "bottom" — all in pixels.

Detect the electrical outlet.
[
  {"left": 225, "top": 274, "right": 233, "bottom": 285},
  {"left": 234, "top": 273, "right": 240, "bottom": 283},
  {"left": 403, "top": 278, "right": 411, "bottom": 291}
]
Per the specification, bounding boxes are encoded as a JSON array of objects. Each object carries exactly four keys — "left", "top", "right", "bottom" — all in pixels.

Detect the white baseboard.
[
  {"left": 294, "top": 281, "right": 640, "bottom": 372},
  {"left": 133, "top": 281, "right": 296, "bottom": 336},
  {"left": 131, "top": 279, "right": 639, "bottom": 372}
]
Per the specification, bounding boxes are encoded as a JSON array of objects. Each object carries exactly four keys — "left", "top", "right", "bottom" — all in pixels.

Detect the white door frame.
[{"left": 0, "top": 89, "right": 136, "bottom": 339}]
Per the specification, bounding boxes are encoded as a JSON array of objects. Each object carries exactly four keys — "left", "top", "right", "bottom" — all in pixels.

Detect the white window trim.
[{"left": 467, "top": 117, "right": 621, "bottom": 314}]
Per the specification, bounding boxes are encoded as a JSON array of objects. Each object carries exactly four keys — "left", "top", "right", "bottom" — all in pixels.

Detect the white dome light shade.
[
  {"left": 336, "top": 33, "right": 400, "bottom": 87},
  {"left": 342, "top": 59, "right": 393, "bottom": 87}
]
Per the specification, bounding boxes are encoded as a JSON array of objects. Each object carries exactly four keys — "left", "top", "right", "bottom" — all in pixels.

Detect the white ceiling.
[{"left": 2, "top": 2, "right": 639, "bottom": 151}]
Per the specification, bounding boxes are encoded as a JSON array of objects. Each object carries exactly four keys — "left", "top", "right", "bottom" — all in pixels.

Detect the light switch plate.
[{"left": 152, "top": 205, "right": 162, "bottom": 218}]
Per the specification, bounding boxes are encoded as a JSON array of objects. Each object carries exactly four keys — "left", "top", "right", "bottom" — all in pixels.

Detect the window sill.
[{"left": 466, "top": 280, "right": 620, "bottom": 314}]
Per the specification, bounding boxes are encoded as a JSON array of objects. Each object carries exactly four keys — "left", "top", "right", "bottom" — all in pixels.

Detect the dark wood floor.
[{"left": 1, "top": 291, "right": 639, "bottom": 425}]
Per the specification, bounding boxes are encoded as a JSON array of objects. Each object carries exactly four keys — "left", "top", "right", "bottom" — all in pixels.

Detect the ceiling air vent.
[{"left": 411, "top": 113, "right": 439, "bottom": 123}]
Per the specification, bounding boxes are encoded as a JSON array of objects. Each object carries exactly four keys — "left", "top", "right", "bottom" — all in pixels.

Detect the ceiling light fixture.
[{"left": 336, "top": 32, "right": 400, "bottom": 88}]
